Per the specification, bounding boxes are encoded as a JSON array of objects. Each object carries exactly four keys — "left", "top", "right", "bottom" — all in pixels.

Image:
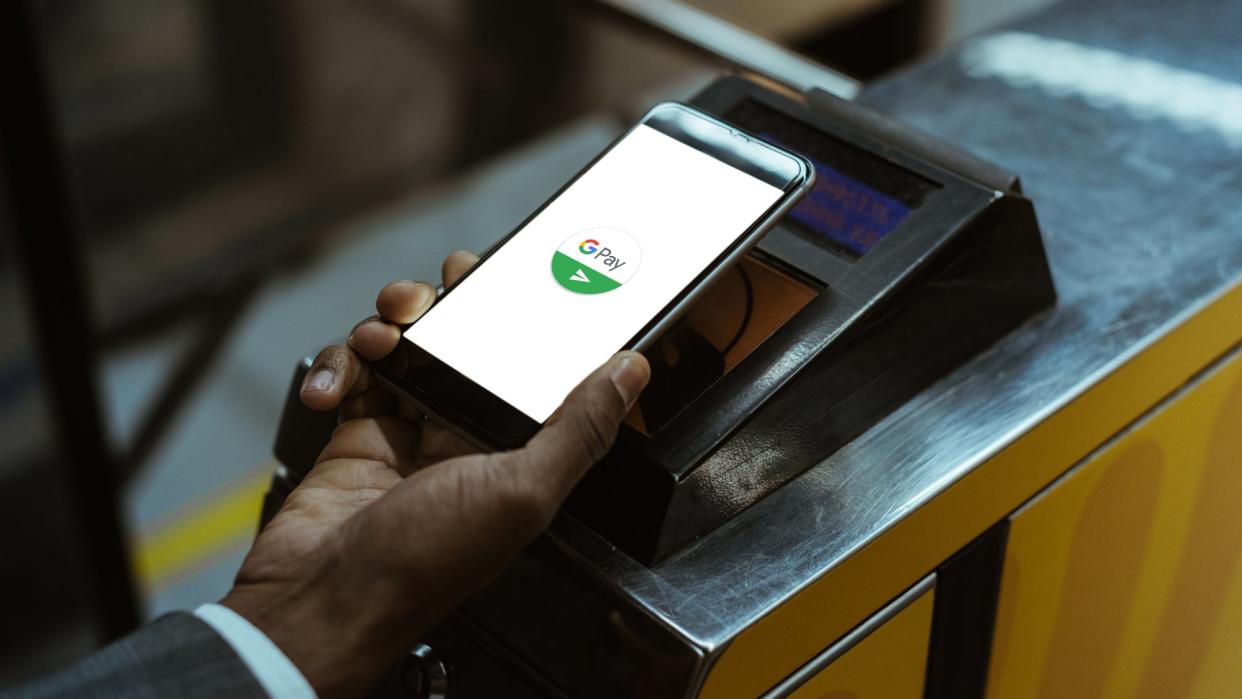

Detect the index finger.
[
  {"left": 301, "top": 280, "right": 434, "bottom": 411},
  {"left": 350, "top": 281, "right": 435, "bottom": 361}
]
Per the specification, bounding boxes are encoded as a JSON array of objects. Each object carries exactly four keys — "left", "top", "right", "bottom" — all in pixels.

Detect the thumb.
[{"left": 507, "top": 351, "right": 650, "bottom": 501}]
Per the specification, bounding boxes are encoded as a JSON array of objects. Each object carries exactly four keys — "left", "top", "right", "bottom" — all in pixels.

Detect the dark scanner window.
[{"left": 725, "top": 99, "right": 940, "bottom": 259}]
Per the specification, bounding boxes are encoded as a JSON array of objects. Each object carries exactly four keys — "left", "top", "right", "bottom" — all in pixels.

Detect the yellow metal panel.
[
  {"left": 1188, "top": 555, "right": 1242, "bottom": 698},
  {"left": 700, "top": 280, "right": 1242, "bottom": 699},
  {"left": 789, "top": 588, "right": 934, "bottom": 699},
  {"left": 987, "top": 348, "right": 1242, "bottom": 698}
]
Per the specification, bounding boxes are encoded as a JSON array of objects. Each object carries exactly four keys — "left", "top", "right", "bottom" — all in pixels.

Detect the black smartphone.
[{"left": 373, "top": 102, "right": 814, "bottom": 448}]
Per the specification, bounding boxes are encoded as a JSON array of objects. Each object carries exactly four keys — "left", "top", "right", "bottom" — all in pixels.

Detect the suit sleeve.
[{"left": 4, "top": 612, "right": 270, "bottom": 699}]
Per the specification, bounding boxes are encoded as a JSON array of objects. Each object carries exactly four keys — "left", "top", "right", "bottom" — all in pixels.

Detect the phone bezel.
[{"left": 372, "top": 102, "right": 814, "bottom": 449}]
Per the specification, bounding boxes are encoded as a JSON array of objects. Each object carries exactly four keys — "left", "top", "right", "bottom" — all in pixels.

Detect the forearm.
[{"left": 6, "top": 613, "right": 269, "bottom": 699}]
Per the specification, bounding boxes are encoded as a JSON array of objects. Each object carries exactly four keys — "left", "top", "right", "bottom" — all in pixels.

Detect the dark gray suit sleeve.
[{"left": 5, "top": 612, "right": 270, "bottom": 699}]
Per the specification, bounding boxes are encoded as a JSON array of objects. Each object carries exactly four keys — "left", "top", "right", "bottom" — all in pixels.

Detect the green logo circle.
[{"left": 551, "top": 228, "right": 641, "bottom": 294}]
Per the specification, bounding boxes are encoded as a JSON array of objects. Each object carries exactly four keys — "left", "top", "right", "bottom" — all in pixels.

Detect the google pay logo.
[{"left": 552, "top": 227, "right": 641, "bottom": 294}]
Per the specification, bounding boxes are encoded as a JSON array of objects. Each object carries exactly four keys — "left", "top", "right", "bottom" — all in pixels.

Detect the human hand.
[
  {"left": 298, "top": 250, "right": 483, "bottom": 466},
  {"left": 222, "top": 251, "right": 651, "bottom": 697}
]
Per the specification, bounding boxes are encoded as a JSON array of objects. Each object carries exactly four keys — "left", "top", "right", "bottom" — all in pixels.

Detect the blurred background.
[{"left": 0, "top": 0, "right": 1054, "bottom": 685}]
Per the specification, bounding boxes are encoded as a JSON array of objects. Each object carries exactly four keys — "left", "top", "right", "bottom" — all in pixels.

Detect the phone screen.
[{"left": 405, "top": 123, "right": 787, "bottom": 422}]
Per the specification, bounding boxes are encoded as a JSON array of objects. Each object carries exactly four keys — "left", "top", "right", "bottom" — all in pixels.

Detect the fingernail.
[
  {"left": 413, "top": 282, "right": 434, "bottom": 306},
  {"left": 348, "top": 320, "right": 375, "bottom": 346},
  {"left": 304, "top": 368, "right": 335, "bottom": 393},
  {"left": 610, "top": 354, "right": 649, "bottom": 409}
]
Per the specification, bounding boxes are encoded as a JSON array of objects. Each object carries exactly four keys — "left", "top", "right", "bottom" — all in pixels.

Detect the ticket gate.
[{"left": 266, "top": 0, "right": 1242, "bottom": 696}]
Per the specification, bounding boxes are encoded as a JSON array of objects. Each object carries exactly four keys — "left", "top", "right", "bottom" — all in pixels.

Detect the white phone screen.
[{"left": 405, "top": 124, "right": 785, "bottom": 421}]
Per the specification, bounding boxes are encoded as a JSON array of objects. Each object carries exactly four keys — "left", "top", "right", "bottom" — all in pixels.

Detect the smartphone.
[{"left": 373, "top": 102, "right": 813, "bottom": 448}]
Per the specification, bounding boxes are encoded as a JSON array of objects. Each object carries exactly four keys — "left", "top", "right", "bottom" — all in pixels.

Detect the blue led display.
[{"left": 786, "top": 156, "right": 911, "bottom": 257}]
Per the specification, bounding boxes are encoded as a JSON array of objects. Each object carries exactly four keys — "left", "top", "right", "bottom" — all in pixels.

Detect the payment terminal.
[{"left": 564, "top": 76, "right": 1056, "bottom": 563}]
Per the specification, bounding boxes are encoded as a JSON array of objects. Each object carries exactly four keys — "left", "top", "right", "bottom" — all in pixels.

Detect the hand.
[
  {"left": 222, "top": 251, "right": 651, "bottom": 698},
  {"left": 298, "top": 250, "right": 483, "bottom": 467}
]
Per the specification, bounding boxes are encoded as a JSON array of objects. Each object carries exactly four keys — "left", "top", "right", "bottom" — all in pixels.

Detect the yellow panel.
[
  {"left": 987, "top": 349, "right": 1242, "bottom": 698},
  {"left": 702, "top": 275, "right": 1242, "bottom": 699},
  {"left": 1188, "top": 554, "right": 1242, "bottom": 698},
  {"left": 789, "top": 588, "right": 934, "bottom": 699}
]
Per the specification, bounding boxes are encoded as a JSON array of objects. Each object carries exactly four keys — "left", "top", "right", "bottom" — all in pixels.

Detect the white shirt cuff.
[{"left": 195, "top": 603, "right": 318, "bottom": 699}]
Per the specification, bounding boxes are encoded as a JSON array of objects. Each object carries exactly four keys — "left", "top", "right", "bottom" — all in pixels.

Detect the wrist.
[{"left": 222, "top": 561, "right": 417, "bottom": 698}]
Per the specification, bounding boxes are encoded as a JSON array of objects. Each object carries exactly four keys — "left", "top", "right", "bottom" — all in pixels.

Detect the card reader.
[{"left": 565, "top": 76, "right": 1057, "bottom": 564}]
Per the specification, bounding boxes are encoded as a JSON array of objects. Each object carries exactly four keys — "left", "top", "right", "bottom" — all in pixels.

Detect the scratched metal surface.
[{"left": 551, "top": 0, "right": 1242, "bottom": 648}]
